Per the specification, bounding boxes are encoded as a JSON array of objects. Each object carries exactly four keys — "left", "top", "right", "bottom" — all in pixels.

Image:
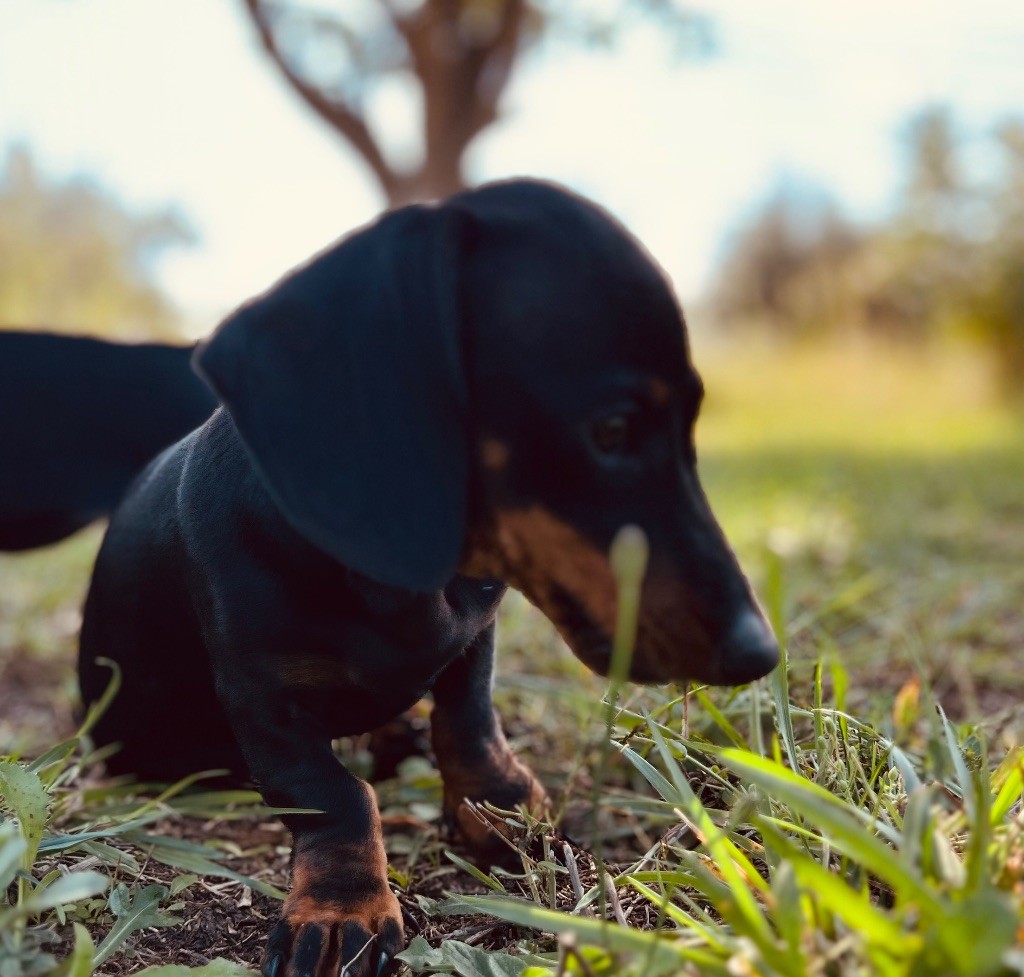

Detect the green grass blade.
[
  {"left": 445, "top": 851, "right": 506, "bottom": 892},
  {"left": 936, "top": 704, "right": 973, "bottom": 820},
  {"left": 450, "top": 894, "right": 718, "bottom": 975},
  {"left": 76, "top": 658, "right": 122, "bottom": 738},
  {"left": 990, "top": 751, "right": 1024, "bottom": 824},
  {"left": 619, "top": 744, "right": 684, "bottom": 805},
  {"left": 693, "top": 690, "right": 748, "bottom": 749},
  {"left": 757, "top": 818, "right": 909, "bottom": 949},
  {"left": 716, "top": 749, "right": 944, "bottom": 913},
  {"left": 626, "top": 877, "right": 731, "bottom": 951},
  {"left": 769, "top": 647, "right": 798, "bottom": 770}
]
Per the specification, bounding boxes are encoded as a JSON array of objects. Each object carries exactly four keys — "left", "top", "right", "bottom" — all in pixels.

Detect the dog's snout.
[{"left": 715, "top": 609, "right": 780, "bottom": 685}]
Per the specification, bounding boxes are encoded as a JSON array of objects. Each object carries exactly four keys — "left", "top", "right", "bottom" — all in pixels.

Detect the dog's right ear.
[{"left": 193, "top": 205, "right": 470, "bottom": 592}]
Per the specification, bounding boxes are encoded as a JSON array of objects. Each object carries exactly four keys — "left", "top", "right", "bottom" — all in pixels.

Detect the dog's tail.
[{"left": 0, "top": 330, "right": 218, "bottom": 550}]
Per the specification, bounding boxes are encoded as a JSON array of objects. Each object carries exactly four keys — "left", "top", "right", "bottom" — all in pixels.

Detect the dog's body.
[
  {"left": 81, "top": 410, "right": 508, "bottom": 781},
  {"left": 0, "top": 331, "right": 217, "bottom": 550},
  {"left": 79, "top": 181, "right": 779, "bottom": 977}
]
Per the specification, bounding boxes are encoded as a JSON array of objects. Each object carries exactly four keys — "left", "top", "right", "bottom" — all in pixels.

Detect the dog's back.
[{"left": 0, "top": 331, "right": 217, "bottom": 549}]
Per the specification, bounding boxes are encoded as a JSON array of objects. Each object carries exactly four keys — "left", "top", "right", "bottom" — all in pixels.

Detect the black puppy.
[
  {"left": 79, "top": 180, "right": 779, "bottom": 977},
  {"left": 0, "top": 331, "right": 217, "bottom": 550}
]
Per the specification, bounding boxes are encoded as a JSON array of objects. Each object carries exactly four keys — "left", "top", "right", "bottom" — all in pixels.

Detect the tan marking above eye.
[
  {"left": 481, "top": 438, "right": 510, "bottom": 471},
  {"left": 649, "top": 377, "right": 671, "bottom": 407}
]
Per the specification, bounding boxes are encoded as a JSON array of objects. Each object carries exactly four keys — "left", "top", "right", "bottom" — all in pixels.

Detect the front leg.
[
  {"left": 430, "top": 623, "right": 549, "bottom": 859},
  {"left": 217, "top": 681, "right": 402, "bottom": 977}
]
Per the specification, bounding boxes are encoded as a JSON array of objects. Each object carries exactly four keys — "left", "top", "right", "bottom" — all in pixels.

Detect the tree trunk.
[{"left": 241, "top": 0, "right": 523, "bottom": 210}]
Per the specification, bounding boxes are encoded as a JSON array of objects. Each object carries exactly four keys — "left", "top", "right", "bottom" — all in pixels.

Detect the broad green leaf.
[
  {"left": 0, "top": 823, "right": 28, "bottom": 890},
  {"left": 0, "top": 759, "right": 51, "bottom": 867},
  {"left": 170, "top": 873, "right": 200, "bottom": 897},
  {"left": 93, "top": 883, "right": 179, "bottom": 967},
  {"left": 134, "top": 961, "right": 257, "bottom": 976},
  {"left": 395, "top": 936, "right": 448, "bottom": 971},
  {"left": 397, "top": 936, "right": 529, "bottom": 976},
  {"left": 439, "top": 940, "right": 528, "bottom": 976},
  {"left": 0, "top": 870, "right": 108, "bottom": 925}
]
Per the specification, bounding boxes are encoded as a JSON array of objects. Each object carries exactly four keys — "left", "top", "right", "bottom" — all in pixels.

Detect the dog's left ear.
[{"left": 194, "top": 205, "right": 469, "bottom": 591}]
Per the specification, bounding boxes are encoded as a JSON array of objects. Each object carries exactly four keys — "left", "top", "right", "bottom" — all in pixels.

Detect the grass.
[{"left": 1, "top": 338, "right": 1022, "bottom": 975}]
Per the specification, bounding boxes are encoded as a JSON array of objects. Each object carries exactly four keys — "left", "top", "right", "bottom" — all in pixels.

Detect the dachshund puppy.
[
  {"left": 79, "top": 180, "right": 779, "bottom": 977},
  {"left": 0, "top": 332, "right": 216, "bottom": 550}
]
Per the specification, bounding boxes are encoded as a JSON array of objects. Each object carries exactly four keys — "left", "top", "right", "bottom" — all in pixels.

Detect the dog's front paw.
[
  {"left": 263, "top": 840, "right": 403, "bottom": 977},
  {"left": 442, "top": 752, "right": 550, "bottom": 859},
  {"left": 263, "top": 892, "right": 403, "bottom": 977}
]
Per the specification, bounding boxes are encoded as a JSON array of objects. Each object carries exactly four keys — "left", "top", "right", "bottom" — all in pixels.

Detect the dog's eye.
[{"left": 591, "top": 414, "right": 632, "bottom": 455}]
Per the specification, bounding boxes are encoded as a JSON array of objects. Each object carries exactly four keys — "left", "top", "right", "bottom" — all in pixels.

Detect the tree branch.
[
  {"left": 241, "top": 0, "right": 400, "bottom": 200},
  {"left": 403, "top": 0, "right": 526, "bottom": 182},
  {"left": 463, "top": 0, "right": 526, "bottom": 143}
]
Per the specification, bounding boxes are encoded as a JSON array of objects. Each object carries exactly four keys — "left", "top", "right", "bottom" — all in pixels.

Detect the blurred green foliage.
[
  {"left": 711, "top": 107, "right": 1024, "bottom": 393},
  {"left": 0, "top": 146, "right": 193, "bottom": 340}
]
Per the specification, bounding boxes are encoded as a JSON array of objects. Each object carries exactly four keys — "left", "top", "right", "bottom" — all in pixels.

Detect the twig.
[
  {"left": 464, "top": 925, "right": 499, "bottom": 947},
  {"left": 561, "top": 842, "right": 588, "bottom": 913},
  {"left": 603, "top": 873, "right": 628, "bottom": 926},
  {"left": 240, "top": 0, "right": 399, "bottom": 198}
]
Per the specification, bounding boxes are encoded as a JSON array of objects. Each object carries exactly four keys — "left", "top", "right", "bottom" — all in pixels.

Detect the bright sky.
[{"left": 2, "top": 0, "right": 1023, "bottom": 334}]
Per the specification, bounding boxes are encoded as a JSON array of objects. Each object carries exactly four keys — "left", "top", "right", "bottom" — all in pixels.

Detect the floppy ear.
[{"left": 194, "top": 205, "right": 469, "bottom": 591}]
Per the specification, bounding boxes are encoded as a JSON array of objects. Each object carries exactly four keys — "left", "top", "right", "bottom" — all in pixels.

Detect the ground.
[{"left": 1, "top": 339, "right": 1022, "bottom": 974}]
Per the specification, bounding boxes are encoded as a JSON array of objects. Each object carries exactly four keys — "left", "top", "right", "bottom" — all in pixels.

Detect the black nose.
[{"left": 715, "top": 609, "right": 780, "bottom": 685}]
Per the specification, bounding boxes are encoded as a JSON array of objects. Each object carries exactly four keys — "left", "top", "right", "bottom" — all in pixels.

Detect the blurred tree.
[
  {"left": 860, "top": 107, "right": 978, "bottom": 339},
  {"left": 710, "top": 186, "right": 863, "bottom": 337},
  {"left": 0, "top": 146, "right": 193, "bottom": 340},
  {"left": 239, "top": 0, "right": 712, "bottom": 205},
  {"left": 710, "top": 107, "right": 1024, "bottom": 392},
  {"left": 963, "top": 120, "right": 1024, "bottom": 389}
]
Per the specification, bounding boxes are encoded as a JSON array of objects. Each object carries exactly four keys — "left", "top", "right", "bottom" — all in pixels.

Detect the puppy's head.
[{"left": 196, "top": 179, "right": 778, "bottom": 687}]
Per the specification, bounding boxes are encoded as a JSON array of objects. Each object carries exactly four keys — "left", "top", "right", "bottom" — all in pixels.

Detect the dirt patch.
[{"left": 0, "top": 650, "right": 76, "bottom": 755}]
